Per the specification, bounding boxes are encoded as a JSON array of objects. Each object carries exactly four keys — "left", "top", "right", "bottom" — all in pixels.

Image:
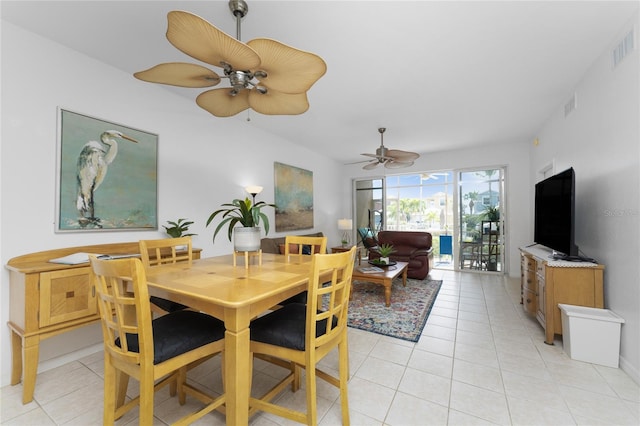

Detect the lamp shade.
[
  {"left": 245, "top": 185, "right": 263, "bottom": 195},
  {"left": 337, "top": 219, "right": 353, "bottom": 231}
]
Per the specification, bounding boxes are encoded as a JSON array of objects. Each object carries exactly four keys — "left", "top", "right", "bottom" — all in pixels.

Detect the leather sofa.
[
  {"left": 260, "top": 231, "right": 325, "bottom": 254},
  {"left": 368, "top": 231, "right": 433, "bottom": 279}
]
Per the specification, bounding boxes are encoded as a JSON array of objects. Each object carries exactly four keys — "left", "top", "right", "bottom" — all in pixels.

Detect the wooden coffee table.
[{"left": 351, "top": 261, "right": 409, "bottom": 307}]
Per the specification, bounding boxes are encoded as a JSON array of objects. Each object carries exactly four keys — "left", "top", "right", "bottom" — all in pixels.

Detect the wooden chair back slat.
[
  {"left": 139, "top": 236, "right": 193, "bottom": 269},
  {"left": 284, "top": 236, "right": 327, "bottom": 263}
]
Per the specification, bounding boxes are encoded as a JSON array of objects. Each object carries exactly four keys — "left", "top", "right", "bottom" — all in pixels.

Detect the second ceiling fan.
[{"left": 357, "top": 128, "right": 420, "bottom": 170}]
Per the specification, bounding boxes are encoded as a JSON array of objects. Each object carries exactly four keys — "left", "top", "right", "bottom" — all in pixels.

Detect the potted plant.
[
  {"left": 163, "top": 218, "right": 196, "bottom": 238},
  {"left": 484, "top": 206, "right": 499, "bottom": 221},
  {"left": 376, "top": 243, "right": 396, "bottom": 265},
  {"left": 206, "top": 197, "right": 276, "bottom": 252}
]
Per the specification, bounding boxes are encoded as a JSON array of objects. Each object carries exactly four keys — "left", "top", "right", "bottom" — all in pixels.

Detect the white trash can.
[{"left": 558, "top": 304, "right": 625, "bottom": 368}]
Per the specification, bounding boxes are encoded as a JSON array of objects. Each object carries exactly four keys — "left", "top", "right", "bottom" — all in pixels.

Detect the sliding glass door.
[
  {"left": 353, "top": 168, "right": 506, "bottom": 273},
  {"left": 458, "top": 168, "right": 505, "bottom": 272},
  {"left": 353, "top": 178, "right": 384, "bottom": 245}
]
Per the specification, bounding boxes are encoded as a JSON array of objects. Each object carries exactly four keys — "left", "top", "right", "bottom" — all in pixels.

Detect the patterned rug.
[{"left": 347, "top": 277, "right": 442, "bottom": 342}]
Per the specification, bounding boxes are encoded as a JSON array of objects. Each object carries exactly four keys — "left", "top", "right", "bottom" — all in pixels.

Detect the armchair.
[
  {"left": 368, "top": 231, "right": 433, "bottom": 279},
  {"left": 357, "top": 227, "right": 379, "bottom": 250}
]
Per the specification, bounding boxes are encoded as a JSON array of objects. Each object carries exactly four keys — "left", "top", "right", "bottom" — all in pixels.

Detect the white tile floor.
[{"left": 2, "top": 271, "right": 639, "bottom": 425}]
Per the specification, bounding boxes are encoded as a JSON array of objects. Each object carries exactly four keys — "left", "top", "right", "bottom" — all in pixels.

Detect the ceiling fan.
[
  {"left": 354, "top": 128, "right": 420, "bottom": 170},
  {"left": 134, "top": 0, "right": 326, "bottom": 118}
]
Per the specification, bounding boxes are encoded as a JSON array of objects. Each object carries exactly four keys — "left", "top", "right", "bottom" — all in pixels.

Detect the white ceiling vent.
[
  {"left": 613, "top": 28, "right": 635, "bottom": 68},
  {"left": 564, "top": 93, "right": 577, "bottom": 117}
]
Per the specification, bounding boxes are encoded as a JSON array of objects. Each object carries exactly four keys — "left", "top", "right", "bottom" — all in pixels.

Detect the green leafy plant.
[
  {"left": 484, "top": 205, "right": 499, "bottom": 221},
  {"left": 377, "top": 243, "right": 396, "bottom": 258},
  {"left": 206, "top": 197, "right": 276, "bottom": 243},
  {"left": 163, "top": 218, "right": 196, "bottom": 238}
]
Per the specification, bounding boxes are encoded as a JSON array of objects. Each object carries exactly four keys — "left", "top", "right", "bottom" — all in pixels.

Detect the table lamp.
[{"left": 338, "top": 219, "right": 353, "bottom": 247}]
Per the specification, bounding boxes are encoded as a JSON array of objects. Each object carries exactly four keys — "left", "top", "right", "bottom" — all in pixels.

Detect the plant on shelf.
[
  {"left": 484, "top": 205, "right": 499, "bottom": 221},
  {"left": 163, "top": 218, "right": 196, "bottom": 238},
  {"left": 206, "top": 197, "right": 276, "bottom": 251}
]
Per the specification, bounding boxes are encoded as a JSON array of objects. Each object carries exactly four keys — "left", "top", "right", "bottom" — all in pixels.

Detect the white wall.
[
  {"left": 530, "top": 13, "right": 639, "bottom": 382},
  {"left": 344, "top": 140, "right": 532, "bottom": 277},
  {"left": 0, "top": 22, "right": 344, "bottom": 386}
]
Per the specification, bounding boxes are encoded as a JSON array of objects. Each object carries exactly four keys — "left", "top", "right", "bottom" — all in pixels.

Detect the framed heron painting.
[{"left": 56, "top": 108, "right": 158, "bottom": 232}]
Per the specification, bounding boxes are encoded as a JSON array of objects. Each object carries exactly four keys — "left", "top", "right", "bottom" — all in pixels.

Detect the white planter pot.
[
  {"left": 380, "top": 257, "right": 390, "bottom": 264},
  {"left": 233, "top": 227, "right": 261, "bottom": 252}
]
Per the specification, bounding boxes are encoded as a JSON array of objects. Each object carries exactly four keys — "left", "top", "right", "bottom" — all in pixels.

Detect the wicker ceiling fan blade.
[
  {"left": 134, "top": 63, "right": 221, "bottom": 88},
  {"left": 386, "top": 149, "right": 420, "bottom": 161},
  {"left": 363, "top": 161, "right": 381, "bottom": 170},
  {"left": 361, "top": 152, "right": 395, "bottom": 161},
  {"left": 248, "top": 89, "right": 309, "bottom": 115},
  {"left": 196, "top": 88, "right": 250, "bottom": 117},
  {"left": 345, "top": 158, "right": 377, "bottom": 165},
  {"left": 385, "top": 160, "right": 415, "bottom": 169},
  {"left": 247, "top": 38, "right": 327, "bottom": 94},
  {"left": 166, "top": 11, "right": 261, "bottom": 70}
]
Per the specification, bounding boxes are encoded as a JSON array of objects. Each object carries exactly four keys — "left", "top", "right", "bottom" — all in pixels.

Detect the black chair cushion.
[
  {"left": 279, "top": 291, "right": 308, "bottom": 305},
  {"left": 250, "top": 303, "right": 337, "bottom": 351},
  {"left": 116, "top": 310, "right": 225, "bottom": 364},
  {"left": 150, "top": 296, "right": 189, "bottom": 313}
]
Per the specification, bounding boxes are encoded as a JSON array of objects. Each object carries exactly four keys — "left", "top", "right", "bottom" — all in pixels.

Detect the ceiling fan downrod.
[
  {"left": 225, "top": 0, "right": 269, "bottom": 96},
  {"left": 229, "top": 0, "right": 248, "bottom": 41},
  {"left": 377, "top": 128, "right": 388, "bottom": 161}
]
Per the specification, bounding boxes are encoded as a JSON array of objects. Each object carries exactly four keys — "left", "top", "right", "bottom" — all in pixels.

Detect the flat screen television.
[{"left": 534, "top": 167, "right": 579, "bottom": 259}]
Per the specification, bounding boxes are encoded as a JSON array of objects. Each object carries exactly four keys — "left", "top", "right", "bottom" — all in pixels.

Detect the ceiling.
[{"left": 2, "top": 1, "right": 638, "bottom": 164}]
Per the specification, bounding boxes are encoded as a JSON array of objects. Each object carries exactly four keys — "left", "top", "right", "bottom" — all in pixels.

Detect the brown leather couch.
[{"left": 368, "top": 231, "right": 433, "bottom": 279}]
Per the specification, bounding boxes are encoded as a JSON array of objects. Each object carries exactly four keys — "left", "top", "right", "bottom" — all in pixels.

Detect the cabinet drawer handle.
[{"left": 66, "top": 291, "right": 74, "bottom": 298}]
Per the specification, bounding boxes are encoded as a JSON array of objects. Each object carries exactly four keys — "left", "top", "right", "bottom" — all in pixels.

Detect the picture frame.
[
  {"left": 274, "top": 162, "right": 314, "bottom": 232},
  {"left": 55, "top": 108, "right": 158, "bottom": 232}
]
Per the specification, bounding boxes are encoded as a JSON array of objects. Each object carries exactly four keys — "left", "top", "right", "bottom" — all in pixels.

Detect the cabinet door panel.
[
  {"left": 536, "top": 275, "right": 546, "bottom": 326},
  {"left": 548, "top": 268, "right": 597, "bottom": 334},
  {"left": 523, "top": 288, "right": 537, "bottom": 314},
  {"left": 39, "top": 268, "right": 97, "bottom": 327}
]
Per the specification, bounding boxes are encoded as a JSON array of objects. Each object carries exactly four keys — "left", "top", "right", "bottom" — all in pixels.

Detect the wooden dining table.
[{"left": 144, "top": 253, "right": 313, "bottom": 425}]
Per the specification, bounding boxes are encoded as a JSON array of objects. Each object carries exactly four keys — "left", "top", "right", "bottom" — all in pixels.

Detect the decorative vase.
[
  {"left": 380, "top": 256, "right": 390, "bottom": 265},
  {"left": 233, "top": 227, "right": 261, "bottom": 252}
]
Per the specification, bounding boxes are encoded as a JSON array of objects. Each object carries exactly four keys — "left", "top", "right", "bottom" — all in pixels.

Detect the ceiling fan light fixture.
[{"left": 134, "top": 1, "right": 326, "bottom": 118}]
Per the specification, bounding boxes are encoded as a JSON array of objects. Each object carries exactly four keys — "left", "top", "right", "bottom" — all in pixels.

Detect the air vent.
[
  {"left": 564, "top": 93, "right": 577, "bottom": 117},
  {"left": 613, "top": 28, "right": 635, "bottom": 68}
]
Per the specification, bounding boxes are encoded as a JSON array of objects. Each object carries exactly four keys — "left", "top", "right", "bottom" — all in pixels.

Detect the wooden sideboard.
[
  {"left": 5, "top": 241, "right": 201, "bottom": 404},
  {"left": 519, "top": 245, "right": 604, "bottom": 345}
]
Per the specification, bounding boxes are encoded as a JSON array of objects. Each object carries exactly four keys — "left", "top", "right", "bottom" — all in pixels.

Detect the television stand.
[{"left": 520, "top": 245, "right": 604, "bottom": 345}]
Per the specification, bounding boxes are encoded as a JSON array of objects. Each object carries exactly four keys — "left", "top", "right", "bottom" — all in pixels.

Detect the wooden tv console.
[
  {"left": 519, "top": 245, "right": 604, "bottom": 345},
  {"left": 5, "top": 241, "right": 201, "bottom": 404}
]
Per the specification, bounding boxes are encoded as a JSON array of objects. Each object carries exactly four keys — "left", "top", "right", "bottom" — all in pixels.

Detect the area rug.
[{"left": 347, "top": 277, "right": 442, "bottom": 342}]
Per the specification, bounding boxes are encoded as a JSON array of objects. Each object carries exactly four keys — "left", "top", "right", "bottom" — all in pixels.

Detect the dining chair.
[
  {"left": 139, "top": 236, "right": 193, "bottom": 314},
  {"left": 89, "top": 255, "right": 226, "bottom": 425},
  {"left": 283, "top": 235, "right": 328, "bottom": 259},
  {"left": 249, "top": 246, "right": 356, "bottom": 425},
  {"left": 280, "top": 235, "right": 328, "bottom": 304}
]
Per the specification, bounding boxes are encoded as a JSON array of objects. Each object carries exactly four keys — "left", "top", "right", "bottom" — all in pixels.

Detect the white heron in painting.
[{"left": 76, "top": 130, "right": 138, "bottom": 224}]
